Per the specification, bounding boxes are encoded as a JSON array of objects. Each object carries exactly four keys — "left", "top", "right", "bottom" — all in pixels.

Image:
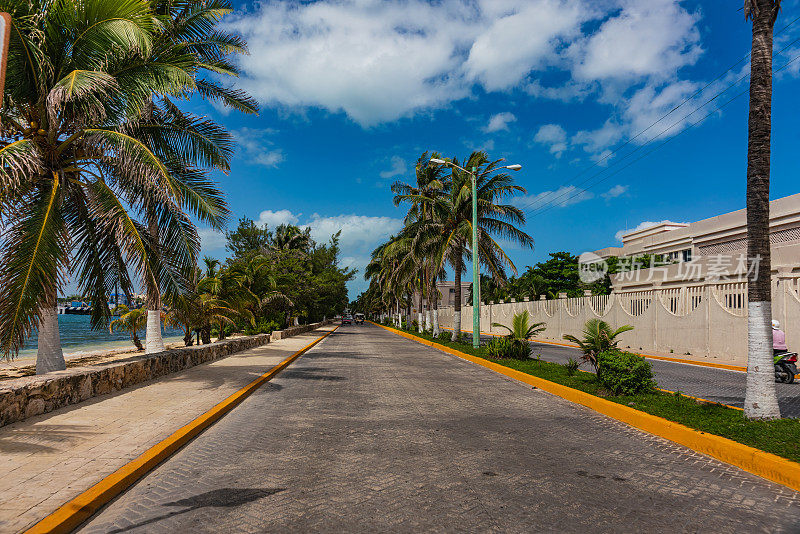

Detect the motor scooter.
[{"left": 774, "top": 351, "right": 798, "bottom": 383}]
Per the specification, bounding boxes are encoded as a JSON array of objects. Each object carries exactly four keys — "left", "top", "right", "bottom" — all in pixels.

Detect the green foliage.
[
  {"left": 243, "top": 318, "right": 281, "bottom": 335},
  {"left": 563, "top": 319, "right": 634, "bottom": 371},
  {"left": 564, "top": 357, "right": 580, "bottom": 377},
  {"left": 596, "top": 350, "right": 656, "bottom": 395},
  {"left": 486, "top": 337, "right": 531, "bottom": 360},
  {"left": 226, "top": 217, "right": 272, "bottom": 259},
  {"left": 109, "top": 305, "right": 147, "bottom": 350},
  {"left": 492, "top": 310, "right": 545, "bottom": 340}
]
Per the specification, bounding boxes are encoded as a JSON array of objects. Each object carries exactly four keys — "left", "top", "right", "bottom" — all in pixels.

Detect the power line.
[
  {"left": 525, "top": 51, "right": 800, "bottom": 221},
  {"left": 518, "top": 16, "right": 800, "bottom": 214}
]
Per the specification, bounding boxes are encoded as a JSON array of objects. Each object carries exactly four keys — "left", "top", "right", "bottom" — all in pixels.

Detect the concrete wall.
[
  {"left": 436, "top": 283, "right": 800, "bottom": 365},
  {"left": 0, "top": 320, "right": 332, "bottom": 428}
]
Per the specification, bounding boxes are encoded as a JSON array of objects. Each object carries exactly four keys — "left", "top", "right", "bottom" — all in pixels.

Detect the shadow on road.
[{"left": 103, "top": 487, "right": 285, "bottom": 533}]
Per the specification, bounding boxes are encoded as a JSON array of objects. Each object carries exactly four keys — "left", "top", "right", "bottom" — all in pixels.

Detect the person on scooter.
[{"left": 773, "top": 320, "right": 787, "bottom": 356}]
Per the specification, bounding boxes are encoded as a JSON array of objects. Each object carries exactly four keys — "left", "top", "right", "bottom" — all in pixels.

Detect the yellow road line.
[
  {"left": 373, "top": 322, "right": 800, "bottom": 494},
  {"left": 25, "top": 326, "right": 338, "bottom": 534}
]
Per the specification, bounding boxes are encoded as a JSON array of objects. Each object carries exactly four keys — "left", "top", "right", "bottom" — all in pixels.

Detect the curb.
[
  {"left": 371, "top": 321, "right": 800, "bottom": 495},
  {"left": 25, "top": 326, "right": 338, "bottom": 534},
  {"left": 439, "top": 326, "right": 749, "bottom": 372}
]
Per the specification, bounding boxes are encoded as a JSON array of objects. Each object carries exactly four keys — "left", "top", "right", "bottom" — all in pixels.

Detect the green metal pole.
[{"left": 471, "top": 166, "right": 480, "bottom": 348}]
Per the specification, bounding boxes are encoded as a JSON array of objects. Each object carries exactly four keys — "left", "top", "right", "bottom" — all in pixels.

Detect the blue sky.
[{"left": 188, "top": 0, "right": 800, "bottom": 298}]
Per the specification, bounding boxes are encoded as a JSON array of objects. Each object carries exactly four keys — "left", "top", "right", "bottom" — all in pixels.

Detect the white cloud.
[
  {"left": 303, "top": 214, "right": 403, "bottom": 253},
  {"left": 533, "top": 124, "right": 568, "bottom": 157},
  {"left": 465, "top": 0, "right": 589, "bottom": 90},
  {"left": 601, "top": 184, "right": 629, "bottom": 199},
  {"left": 614, "top": 219, "right": 685, "bottom": 242},
  {"left": 232, "top": 127, "right": 283, "bottom": 168},
  {"left": 223, "top": 0, "right": 706, "bottom": 127},
  {"left": 198, "top": 227, "right": 227, "bottom": 254},
  {"left": 379, "top": 156, "right": 407, "bottom": 179},
  {"left": 513, "top": 185, "right": 594, "bottom": 211},
  {"left": 484, "top": 112, "right": 517, "bottom": 133},
  {"left": 256, "top": 209, "right": 299, "bottom": 229},
  {"left": 574, "top": 0, "right": 701, "bottom": 82}
]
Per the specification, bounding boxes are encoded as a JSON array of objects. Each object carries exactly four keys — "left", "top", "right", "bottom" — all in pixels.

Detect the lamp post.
[{"left": 429, "top": 158, "right": 522, "bottom": 348}]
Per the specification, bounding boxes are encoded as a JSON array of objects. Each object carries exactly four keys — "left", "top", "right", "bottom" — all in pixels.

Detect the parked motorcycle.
[{"left": 774, "top": 351, "right": 798, "bottom": 384}]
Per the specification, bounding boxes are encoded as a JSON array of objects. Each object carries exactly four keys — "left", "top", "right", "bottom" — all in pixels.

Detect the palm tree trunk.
[
  {"left": 417, "top": 290, "right": 423, "bottom": 333},
  {"left": 36, "top": 286, "right": 65, "bottom": 374},
  {"left": 744, "top": 0, "right": 781, "bottom": 419},
  {"left": 431, "top": 273, "right": 440, "bottom": 337},
  {"left": 452, "top": 259, "right": 462, "bottom": 342},
  {"left": 132, "top": 331, "right": 143, "bottom": 351},
  {"left": 145, "top": 217, "right": 165, "bottom": 354}
]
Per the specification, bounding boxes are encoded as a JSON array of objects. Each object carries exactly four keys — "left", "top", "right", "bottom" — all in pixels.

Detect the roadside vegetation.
[{"left": 376, "top": 317, "right": 800, "bottom": 463}]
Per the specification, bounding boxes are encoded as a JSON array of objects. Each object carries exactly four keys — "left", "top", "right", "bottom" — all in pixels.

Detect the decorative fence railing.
[{"left": 431, "top": 280, "right": 800, "bottom": 365}]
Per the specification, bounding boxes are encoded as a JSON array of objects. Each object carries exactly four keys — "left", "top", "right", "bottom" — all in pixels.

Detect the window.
[{"left": 682, "top": 249, "right": 692, "bottom": 262}]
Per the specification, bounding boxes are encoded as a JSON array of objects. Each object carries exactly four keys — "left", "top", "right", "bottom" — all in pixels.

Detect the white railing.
[{"left": 619, "top": 291, "right": 652, "bottom": 316}]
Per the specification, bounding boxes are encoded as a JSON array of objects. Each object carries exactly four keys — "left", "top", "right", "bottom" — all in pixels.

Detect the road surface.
[{"left": 79, "top": 324, "right": 800, "bottom": 533}]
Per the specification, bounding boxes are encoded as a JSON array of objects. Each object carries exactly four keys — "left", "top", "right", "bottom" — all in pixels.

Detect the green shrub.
[
  {"left": 563, "top": 357, "right": 580, "bottom": 377},
  {"left": 437, "top": 332, "right": 452, "bottom": 343},
  {"left": 596, "top": 350, "right": 656, "bottom": 395},
  {"left": 486, "top": 337, "right": 531, "bottom": 360}
]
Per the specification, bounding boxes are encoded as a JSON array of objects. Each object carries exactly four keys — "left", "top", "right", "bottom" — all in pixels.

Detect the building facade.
[
  {"left": 593, "top": 193, "right": 800, "bottom": 293},
  {"left": 411, "top": 280, "right": 472, "bottom": 313}
]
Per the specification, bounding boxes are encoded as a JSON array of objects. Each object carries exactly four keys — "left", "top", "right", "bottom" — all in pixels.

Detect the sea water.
[{"left": 16, "top": 313, "right": 184, "bottom": 359}]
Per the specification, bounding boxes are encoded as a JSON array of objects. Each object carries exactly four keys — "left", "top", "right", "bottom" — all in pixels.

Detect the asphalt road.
[
  {"left": 79, "top": 324, "right": 800, "bottom": 533},
  {"left": 516, "top": 337, "right": 800, "bottom": 416}
]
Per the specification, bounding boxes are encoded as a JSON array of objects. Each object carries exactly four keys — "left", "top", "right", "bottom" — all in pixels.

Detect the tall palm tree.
[
  {"left": 140, "top": 0, "right": 257, "bottom": 354},
  {"left": 0, "top": 0, "right": 203, "bottom": 373},
  {"left": 392, "top": 151, "right": 447, "bottom": 333},
  {"left": 411, "top": 151, "right": 534, "bottom": 341},
  {"left": 744, "top": 0, "right": 782, "bottom": 419}
]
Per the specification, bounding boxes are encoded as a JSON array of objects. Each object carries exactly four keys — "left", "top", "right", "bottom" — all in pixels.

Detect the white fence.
[{"left": 436, "top": 279, "right": 800, "bottom": 365}]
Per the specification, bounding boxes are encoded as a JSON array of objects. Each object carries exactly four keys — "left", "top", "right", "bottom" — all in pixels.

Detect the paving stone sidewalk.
[
  {"left": 0, "top": 326, "right": 335, "bottom": 533},
  {"left": 79, "top": 324, "right": 800, "bottom": 533}
]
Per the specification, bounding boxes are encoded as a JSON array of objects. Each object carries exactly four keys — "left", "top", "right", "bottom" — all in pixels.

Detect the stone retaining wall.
[{"left": 0, "top": 320, "right": 331, "bottom": 428}]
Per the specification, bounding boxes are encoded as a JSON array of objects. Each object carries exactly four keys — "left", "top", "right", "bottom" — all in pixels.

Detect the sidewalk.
[{"left": 0, "top": 325, "right": 335, "bottom": 533}]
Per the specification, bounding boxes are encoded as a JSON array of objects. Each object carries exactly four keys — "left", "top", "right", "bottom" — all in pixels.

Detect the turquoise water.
[{"left": 18, "top": 313, "right": 183, "bottom": 358}]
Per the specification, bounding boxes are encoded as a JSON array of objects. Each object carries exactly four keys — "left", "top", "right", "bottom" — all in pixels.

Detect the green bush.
[
  {"left": 563, "top": 357, "right": 580, "bottom": 377},
  {"left": 437, "top": 332, "right": 453, "bottom": 343},
  {"left": 486, "top": 337, "right": 531, "bottom": 360},
  {"left": 596, "top": 350, "right": 656, "bottom": 395}
]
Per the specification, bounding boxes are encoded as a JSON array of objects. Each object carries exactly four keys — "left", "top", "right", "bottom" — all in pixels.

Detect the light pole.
[{"left": 429, "top": 158, "right": 522, "bottom": 348}]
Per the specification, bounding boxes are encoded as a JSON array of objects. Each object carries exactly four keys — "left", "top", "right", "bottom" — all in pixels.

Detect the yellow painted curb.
[
  {"left": 25, "top": 326, "right": 338, "bottom": 534},
  {"left": 440, "top": 326, "right": 749, "bottom": 372},
  {"left": 371, "top": 321, "right": 800, "bottom": 494}
]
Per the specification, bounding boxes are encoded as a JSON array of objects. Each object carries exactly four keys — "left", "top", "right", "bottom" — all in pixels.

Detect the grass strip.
[{"left": 385, "top": 322, "right": 800, "bottom": 464}]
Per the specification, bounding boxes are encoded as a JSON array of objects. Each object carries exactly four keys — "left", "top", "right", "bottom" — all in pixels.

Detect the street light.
[{"left": 429, "top": 157, "right": 522, "bottom": 348}]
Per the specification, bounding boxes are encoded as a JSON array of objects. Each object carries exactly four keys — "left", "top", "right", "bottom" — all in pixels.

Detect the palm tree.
[
  {"left": 0, "top": 0, "right": 209, "bottom": 373},
  {"left": 743, "top": 0, "right": 782, "bottom": 419},
  {"left": 272, "top": 224, "right": 312, "bottom": 251},
  {"left": 109, "top": 305, "right": 147, "bottom": 351},
  {"left": 392, "top": 151, "right": 447, "bottom": 333},
  {"left": 562, "top": 319, "right": 633, "bottom": 372},
  {"left": 411, "top": 151, "right": 534, "bottom": 341},
  {"left": 139, "top": 0, "right": 257, "bottom": 354},
  {"left": 492, "top": 310, "right": 545, "bottom": 340}
]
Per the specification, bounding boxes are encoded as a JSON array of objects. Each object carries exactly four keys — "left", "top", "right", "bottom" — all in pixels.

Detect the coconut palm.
[
  {"left": 492, "top": 310, "right": 546, "bottom": 340},
  {"left": 743, "top": 0, "right": 782, "bottom": 419},
  {"left": 0, "top": 0, "right": 212, "bottom": 373},
  {"left": 392, "top": 151, "right": 447, "bottom": 333},
  {"left": 272, "top": 224, "right": 312, "bottom": 251},
  {"left": 562, "top": 319, "right": 633, "bottom": 372},
  {"left": 109, "top": 305, "right": 147, "bottom": 350},
  {"left": 139, "top": 0, "right": 257, "bottom": 354},
  {"left": 410, "top": 151, "right": 535, "bottom": 341}
]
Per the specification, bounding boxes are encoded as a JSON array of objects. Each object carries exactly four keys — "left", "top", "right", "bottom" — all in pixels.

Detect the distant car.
[
  {"left": 341, "top": 315, "right": 352, "bottom": 325},
  {"left": 354, "top": 313, "right": 365, "bottom": 324}
]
